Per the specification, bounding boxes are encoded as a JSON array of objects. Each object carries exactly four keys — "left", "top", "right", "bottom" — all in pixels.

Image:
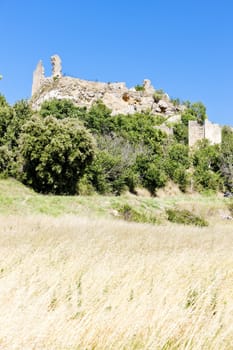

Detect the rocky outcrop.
[{"left": 31, "top": 55, "right": 183, "bottom": 118}]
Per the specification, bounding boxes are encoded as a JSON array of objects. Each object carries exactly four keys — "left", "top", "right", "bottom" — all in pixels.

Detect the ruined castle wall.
[
  {"left": 31, "top": 61, "right": 45, "bottom": 96},
  {"left": 188, "top": 120, "right": 222, "bottom": 147},
  {"left": 31, "top": 55, "right": 184, "bottom": 117},
  {"left": 188, "top": 121, "right": 204, "bottom": 147},
  {"left": 204, "top": 119, "right": 222, "bottom": 145}
]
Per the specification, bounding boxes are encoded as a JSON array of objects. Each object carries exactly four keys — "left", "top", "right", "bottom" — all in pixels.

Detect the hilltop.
[
  {"left": 0, "top": 56, "right": 233, "bottom": 197},
  {"left": 31, "top": 55, "right": 183, "bottom": 117}
]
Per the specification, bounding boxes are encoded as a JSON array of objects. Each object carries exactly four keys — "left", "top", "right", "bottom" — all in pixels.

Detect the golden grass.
[{"left": 0, "top": 215, "right": 233, "bottom": 349}]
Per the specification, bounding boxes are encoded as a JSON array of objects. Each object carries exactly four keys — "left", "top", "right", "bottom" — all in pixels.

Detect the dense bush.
[
  {"left": 0, "top": 95, "right": 15, "bottom": 146},
  {"left": 220, "top": 126, "right": 233, "bottom": 191},
  {"left": 80, "top": 101, "right": 114, "bottom": 134},
  {"left": 134, "top": 84, "right": 145, "bottom": 92},
  {"left": 192, "top": 140, "right": 222, "bottom": 192},
  {"left": 0, "top": 95, "right": 230, "bottom": 197},
  {"left": 40, "top": 98, "right": 86, "bottom": 120},
  {"left": 85, "top": 135, "right": 140, "bottom": 195},
  {"left": 153, "top": 89, "right": 164, "bottom": 103},
  {"left": 137, "top": 157, "right": 168, "bottom": 195},
  {"left": 173, "top": 102, "right": 208, "bottom": 144},
  {"left": 181, "top": 101, "right": 207, "bottom": 125},
  {"left": 5, "top": 100, "right": 33, "bottom": 149},
  {"left": 0, "top": 146, "right": 13, "bottom": 178},
  {"left": 166, "top": 208, "right": 208, "bottom": 226},
  {"left": 20, "top": 116, "right": 95, "bottom": 194},
  {"left": 173, "top": 122, "right": 188, "bottom": 144},
  {"left": 117, "top": 203, "right": 157, "bottom": 224}
]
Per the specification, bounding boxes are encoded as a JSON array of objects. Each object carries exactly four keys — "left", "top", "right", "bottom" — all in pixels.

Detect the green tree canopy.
[
  {"left": 220, "top": 126, "right": 233, "bottom": 191},
  {"left": 40, "top": 98, "right": 86, "bottom": 120},
  {"left": 20, "top": 116, "right": 96, "bottom": 194}
]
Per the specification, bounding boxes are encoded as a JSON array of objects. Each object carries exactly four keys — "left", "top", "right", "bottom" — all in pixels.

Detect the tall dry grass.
[{"left": 0, "top": 215, "right": 233, "bottom": 349}]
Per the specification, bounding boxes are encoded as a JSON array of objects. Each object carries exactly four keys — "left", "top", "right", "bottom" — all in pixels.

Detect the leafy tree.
[
  {"left": 0, "top": 95, "right": 14, "bottom": 146},
  {"left": 40, "top": 98, "right": 86, "bottom": 120},
  {"left": 0, "top": 145, "right": 13, "bottom": 178},
  {"left": 136, "top": 154, "right": 168, "bottom": 195},
  {"left": 163, "top": 143, "right": 190, "bottom": 191},
  {"left": 181, "top": 101, "right": 207, "bottom": 125},
  {"left": 85, "top": 135, "right": 140, "bottom": 195},
  {"left": 80, "top": 101, "right": 114, "bottom": 135},
  {"left": 143, "top": 160, "right": 168, "bottom": 195},
  {"left": 5, "top": 100, "right": 33, "bottom": 149},
  {"left": 112, "top": 112, "right": 166, "bottom": 153},
  {"left": 192, "top": 140, "right": 222, "bottom": 191},
  {"left": 20, "top": 116, "right": 95, "bottom": 194},
  {"left": 173, "top": 102, "right": 207, "bottom": 145},
  {"left": 220, "top": 126, "right": 233, "bottom": 191},
  {"left": 173, "top": 122, "right": 188, "bottom": 144}
]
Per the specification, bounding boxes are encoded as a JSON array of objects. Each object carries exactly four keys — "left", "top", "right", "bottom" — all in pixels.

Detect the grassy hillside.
[
  {"left": 0, "top": 178, "right": 230, "bottom": 224},
  {"left": 0, "top": 214, "right": 233, "bottom": 349},
  {"left": 0, "top": 179, "right": 233, "bottom": 348}
]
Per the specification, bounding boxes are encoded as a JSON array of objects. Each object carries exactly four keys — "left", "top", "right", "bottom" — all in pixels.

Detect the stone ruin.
[
  {"left": 51, "top": 54, "right": 62, "bottom": 78},
  {"left": 31, "top": 55, "right": 182, "bottom": 117},
  {"left": 31, "top": 55, "right": 223, "bottom": 146},
  {"left": 188, "top": 120, "right": 222, "bottom": 147},
  {"left": 31, "top": 60, "right": 45, "bottom": 96}
]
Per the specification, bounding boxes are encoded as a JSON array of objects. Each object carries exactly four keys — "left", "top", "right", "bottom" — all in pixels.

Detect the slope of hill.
[
  {"left": 0, "top": 203, "right": 233, "bottom": 349},
  {"left": 0, "top": 178, "right": 231, "bottom": 225}
]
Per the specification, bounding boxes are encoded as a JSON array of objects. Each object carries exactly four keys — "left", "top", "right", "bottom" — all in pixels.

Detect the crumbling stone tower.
[
  {"left": 51, "top": 54, "right": 62, "bottom": 78},
  {"left": 31, "top": 60, "right": 45, "bottom": 96},
  {"left": 31, "top": 54, "right": 62, "bottom": 96},
  {"left": 188, "top": 120, "right": 222, "bottom": 147}
]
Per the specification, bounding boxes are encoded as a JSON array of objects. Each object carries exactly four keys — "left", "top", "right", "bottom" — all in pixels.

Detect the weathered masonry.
[
  {"left": 31, "top": 55, "right": 182, "bottom": 116},
  {"left": 31, "top": 55, "right": 223, "bottom": 147},
  {"left": 188, "top": 120, "right": 222, "bottom": 147}
]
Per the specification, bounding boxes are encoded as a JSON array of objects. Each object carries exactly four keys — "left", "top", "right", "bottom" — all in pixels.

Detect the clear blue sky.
[{"left": 1, "top": 0, "right": 233, "bottom": 125}]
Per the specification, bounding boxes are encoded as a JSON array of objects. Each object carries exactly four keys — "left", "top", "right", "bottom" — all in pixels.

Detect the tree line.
[{"left": 0, "top": 95, "right": 232, "bottom": 195}]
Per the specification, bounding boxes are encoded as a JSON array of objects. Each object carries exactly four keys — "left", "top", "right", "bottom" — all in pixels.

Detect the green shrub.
[
  {"left": 181, "top": 101, "right": 207, "bottom": 125},
  {"left": 118, "top": 203, "right": 157, "bottom": 224},
  {"left": 40, "top": 98, "right": 86, "bottom": 120},
  {"left": 134, "top": 84, "right": 145, "bottom": 92},
  {"left": 0, "top": 98, "right": 15, "bottom": 146},
  {"left": 85, "top": 135, "right": 141, "bottom": 195},
  {"left": 192, "top": 140, "right": 223, "bottom": 192},
  {"left": 193, "top": 169, "right": 223, "bottom": 192},
  {"left": 76, "top": 175, "right": 95, "bottom": 195},
  {"left": 80, "top": 101, "right": 114, "bottom": 135},
  {"left": 143, "top": 160, "right": 168, "bottom": 195},
  {"left": 20, "top": 116, "right": 95, "bottom": 194},
  {"left": 153, "top": 89, "right": 164, "bottom": 103},
  {"left": 5, "top": 100, "right": 33, "bottom": 149},
  {"left": 173, "top": 123, "right": 188, "bottom": 144},
  {"left": 170, "top": 97, "right": 181, "bottom": 106},
  {"left": 0, "top": 145, "right": 13, "bottom": 178},
  {"left": 220, "top": 126, "right": 233, "bottom": 191},
  {"left": 166, "top": 208, "right": 208, "bottom": 226}
]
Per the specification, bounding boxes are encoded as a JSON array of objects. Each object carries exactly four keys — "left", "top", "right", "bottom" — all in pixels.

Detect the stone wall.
[
  {"left": 188, "top": 121, "right": 204, "bottom": 147},
  {"left": 31, "top": 55, "right": 182, "bottom": 117},
  {"left": 31, "top": 55, "right": 222, "bottom": 145},
  {"left": 31, "top": 60, "right": 45, "bottom": 96},
  {"left": 188, "top": 120, "right": 222, "bottom": 147},
  {"left": 204, "top": 119, "right": 222, "bottom": 145}
]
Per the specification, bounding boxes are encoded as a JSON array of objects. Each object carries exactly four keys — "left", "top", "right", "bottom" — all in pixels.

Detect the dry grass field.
[{"left": 0, "top": 213, "right": 233, "bottom": 349}]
